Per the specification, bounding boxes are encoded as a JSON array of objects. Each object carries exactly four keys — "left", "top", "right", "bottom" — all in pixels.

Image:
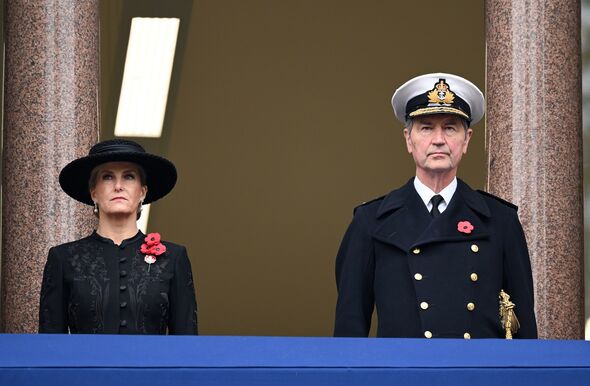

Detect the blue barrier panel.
[{"left": 0, "top": 334, "right": 589, "bottom": 385}]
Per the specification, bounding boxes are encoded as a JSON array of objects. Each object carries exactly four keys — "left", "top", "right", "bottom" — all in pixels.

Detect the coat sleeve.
[
  {"left": 334, "top": 207, "right": 375, "bottom": 337},
  {"left": 168, "top": 246, "right": 198, "bottom": 335},
  {"left": 39, "top": 247, "right": 68, "bottom": 333},
  {"left": 502, "top": 209, "right": 538, "bottom": 338}
]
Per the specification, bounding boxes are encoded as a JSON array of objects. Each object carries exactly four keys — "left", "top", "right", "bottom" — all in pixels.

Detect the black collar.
[
  {"left": 376, "top": 178, "right": 490, "bottom": 219},
  {"left": 91, "top": 230, "right": 145, "bottom": 248}
]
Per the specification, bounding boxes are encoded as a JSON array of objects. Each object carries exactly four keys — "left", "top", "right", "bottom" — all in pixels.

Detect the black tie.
[{"left": 430, "top": 195, "right": 444, "bottom": 218}]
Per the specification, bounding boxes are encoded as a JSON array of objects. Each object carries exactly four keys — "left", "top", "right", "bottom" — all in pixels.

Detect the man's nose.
[{"left": 432, "top": 127, "right": 446, "bottom": 143}]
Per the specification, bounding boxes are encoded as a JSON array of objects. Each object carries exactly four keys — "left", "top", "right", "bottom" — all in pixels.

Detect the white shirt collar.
[{"left": 413, "top": 176, "right": 457, "bottom": 213}]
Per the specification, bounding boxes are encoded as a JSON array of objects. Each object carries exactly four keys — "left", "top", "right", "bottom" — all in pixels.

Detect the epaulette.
[
  {"left": 353, "top": 195, "right": 386, "bottom": 214},
  {"left": 476, "top": 190, "right": 518, "bottom": 211}
]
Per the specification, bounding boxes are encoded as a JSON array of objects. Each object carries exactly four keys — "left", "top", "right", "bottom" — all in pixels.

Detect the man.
[{"left": 333, "top": 73, "right": 537, "bottom": 339}]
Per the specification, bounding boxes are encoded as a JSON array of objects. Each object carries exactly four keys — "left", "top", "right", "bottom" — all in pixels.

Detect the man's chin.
[{"left": 423, "top": 162, "right": 454, "bottom": 172}]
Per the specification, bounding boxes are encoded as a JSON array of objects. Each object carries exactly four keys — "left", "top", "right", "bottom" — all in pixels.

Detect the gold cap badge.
[{"left": 427, "top": 79, "right": 455, "bottom": 105}]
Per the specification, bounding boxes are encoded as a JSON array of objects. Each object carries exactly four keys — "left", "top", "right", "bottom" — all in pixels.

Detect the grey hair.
[{"left": 404, "top": 118, "right": 414, "bottom": 132}]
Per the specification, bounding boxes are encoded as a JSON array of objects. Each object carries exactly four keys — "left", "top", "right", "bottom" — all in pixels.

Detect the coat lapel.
[
  {"left": 372, "top": 179, "right": 432, "bottom": 251},
  {"left": 411, "top": 179, "right": 492, "bottom": 248},
  {"left": 372, "top": 178, "right": 493, "bottom": 251}
]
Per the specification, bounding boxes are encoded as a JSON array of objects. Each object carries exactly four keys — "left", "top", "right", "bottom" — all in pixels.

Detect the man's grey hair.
[{"left": 405, "top": 116, "right": 470, "bottom": 134}]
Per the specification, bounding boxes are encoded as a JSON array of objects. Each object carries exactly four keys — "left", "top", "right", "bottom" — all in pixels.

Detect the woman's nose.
[{"left": 114, "top": 176, "right": 124, "bottom": 190}]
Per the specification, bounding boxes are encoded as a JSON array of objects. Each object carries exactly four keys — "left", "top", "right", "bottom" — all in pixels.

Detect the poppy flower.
[
  {"left": 140, "top": 243, "right": 151, "bottom": 254},
  {"left": 144, "top": 233, "right": 161, "bottom": 246},
  {"left": 140, "top": 232, "right": 167, "bottom": 271},
  {"left": 457, "top": 220, "right": 474, "bottom": 234},
  {"left": 148, "top": 243, "right": 167, "bottom": 256}
]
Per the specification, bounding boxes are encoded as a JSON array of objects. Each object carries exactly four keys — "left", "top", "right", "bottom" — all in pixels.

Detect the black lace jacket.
[{"left": 39, "top": 231, "right": 198, "bottom": 335}]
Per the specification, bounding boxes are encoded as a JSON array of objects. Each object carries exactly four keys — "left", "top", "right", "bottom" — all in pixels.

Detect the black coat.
[
  {"left": 334, "top": 179, "right": 537, "bottom": 339},
  {"left": 39, "top": 231, "right": 198, "bottom": 335}
]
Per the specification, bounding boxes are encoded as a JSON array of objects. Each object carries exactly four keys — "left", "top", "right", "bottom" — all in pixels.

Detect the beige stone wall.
[{"left": 100, "top": 1, "right": 486, "bottom": 336}]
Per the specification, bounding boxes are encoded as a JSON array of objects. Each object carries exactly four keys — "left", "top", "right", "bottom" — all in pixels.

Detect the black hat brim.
[{"left": 59, "top": 151, "right": 177, "bottom": 206}]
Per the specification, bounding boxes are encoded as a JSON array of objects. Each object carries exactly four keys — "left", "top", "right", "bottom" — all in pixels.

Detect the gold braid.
[{"left": 499, "top": 290, "right": 520, "bottom": 339}]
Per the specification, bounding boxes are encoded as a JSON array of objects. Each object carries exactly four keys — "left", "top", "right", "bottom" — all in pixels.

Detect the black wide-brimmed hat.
[{"left": 59, "top": 139, "right": 177, "bottom": 205}]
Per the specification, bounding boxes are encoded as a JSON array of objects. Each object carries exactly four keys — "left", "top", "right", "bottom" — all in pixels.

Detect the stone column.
[
  {"left": 486, "top": 0, "right": 583, "bottom": 338},
  {"left": 1, "top": 0, "right": 99, "bottom": 332}
]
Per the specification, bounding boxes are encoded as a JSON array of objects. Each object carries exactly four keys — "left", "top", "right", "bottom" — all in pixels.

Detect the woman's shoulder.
[
  {"left": 49, "top": 235, "right": 96, "bottom": 254},
  {"left": 160, "top": 239, "right": 187, "bottom": 255}
]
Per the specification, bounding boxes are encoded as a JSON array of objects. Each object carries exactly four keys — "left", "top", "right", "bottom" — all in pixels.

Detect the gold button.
[
  {"left": 464, "top": 332, "right": 471, "bottom": 339},
  {"left": 471, "top": 244, "right": 479, "bottom": 253},
  {"left": 467, "top": 302, "right": 475, "bottom": 311},
  {"left": 414, "top": 273, "right": 423, "bottom": 281},
  {"left": 424, "top": 331, "right": 433, "bottom": 338},
  {"left": 420, "top": 302, "right": 429, "bottom": 310},
  {"left": 413, "top": 248, "right": 421, "bottom": 255},
  {"left": 470, "top": 273, "right": 478, "bottom": 282}
]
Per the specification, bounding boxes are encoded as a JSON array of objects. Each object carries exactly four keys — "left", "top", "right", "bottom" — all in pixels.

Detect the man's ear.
[
  {"left": 403, "top": 128, "right": 413, "bottom": 154},
  {"left": 462, "top": 128, "right": 474, "bottom": 154}
]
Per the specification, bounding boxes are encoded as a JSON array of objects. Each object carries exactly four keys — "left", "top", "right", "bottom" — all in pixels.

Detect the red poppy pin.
[
  {"left": 140, "top": 232, "right": 167, "bottom": 271},
  {"left": 457, "top": 221, "right": 474, "bottom": 234}
]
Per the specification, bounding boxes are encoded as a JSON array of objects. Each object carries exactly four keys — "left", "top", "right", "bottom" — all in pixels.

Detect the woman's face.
[{"left": 90, "top": 162, "right": 147, "bottom": 218}]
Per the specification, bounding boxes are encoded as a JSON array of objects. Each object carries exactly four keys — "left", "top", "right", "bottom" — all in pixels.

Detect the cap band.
[
  {"left": 404, "top": 79, "right": 472, "bottom": 122},
  {"left": 409, "top": 107, "right": 470, "bottom": 120}
]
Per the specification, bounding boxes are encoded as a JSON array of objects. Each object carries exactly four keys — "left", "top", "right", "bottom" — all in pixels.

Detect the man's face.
[{"left": 403, "top": 114, "right": 473, "bottom": 177}]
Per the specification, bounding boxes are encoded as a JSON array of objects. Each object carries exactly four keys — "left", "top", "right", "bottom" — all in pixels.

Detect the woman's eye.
[
  {"left": 101, "top": 174, "right": 113, "bottom": 180},
  {"left": 124, "top": 173, "right": 136, "bottom": 180}
]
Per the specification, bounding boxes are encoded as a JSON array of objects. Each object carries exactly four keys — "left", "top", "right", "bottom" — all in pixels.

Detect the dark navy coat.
[{"left": 334, "top": 178, "right": 537, "bottom": 339}]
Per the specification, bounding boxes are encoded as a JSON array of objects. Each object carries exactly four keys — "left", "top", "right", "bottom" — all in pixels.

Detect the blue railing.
[{"left": 1, "top": 334, "right": 589, "bottom": 385}]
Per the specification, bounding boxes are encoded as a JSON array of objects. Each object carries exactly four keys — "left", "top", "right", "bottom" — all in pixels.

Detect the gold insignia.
[
  {"left": 499, "top": 289, "right": 520, "bottom": 339},
  {"left": 427, "top": 79, "right": 455, "bottom": 105}
]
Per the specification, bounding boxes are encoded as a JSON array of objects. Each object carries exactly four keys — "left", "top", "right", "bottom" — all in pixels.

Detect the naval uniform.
[{"left": 334, "top": 178, "right": 537, "bottom": 339}]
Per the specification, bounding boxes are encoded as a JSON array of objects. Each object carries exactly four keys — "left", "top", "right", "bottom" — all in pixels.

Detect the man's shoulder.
[
  {"left": 353, "top": 194, "right": 386, "bottom": 214},
  {"left": 353, "top": 180, "right": 414, "bottom": 215},
  {"left": 476, "top": 189, "right": 518, "bottom": 211}
]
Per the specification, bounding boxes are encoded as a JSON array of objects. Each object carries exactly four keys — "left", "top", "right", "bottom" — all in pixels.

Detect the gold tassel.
[{"left": 499, "top": 289, "right": 520, "bottom": 339}]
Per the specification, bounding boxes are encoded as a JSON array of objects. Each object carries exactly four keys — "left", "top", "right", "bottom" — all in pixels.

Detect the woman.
[{"left": 39, "top": 139, "right": 198, "bottom": 334}]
